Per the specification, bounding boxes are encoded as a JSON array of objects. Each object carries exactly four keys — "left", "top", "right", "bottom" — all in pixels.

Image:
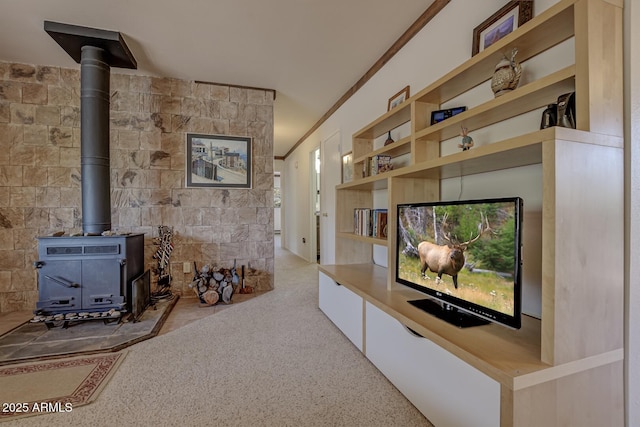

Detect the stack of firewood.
[{"left": 189, "top": 262, "right": 239, "bottom": 305}]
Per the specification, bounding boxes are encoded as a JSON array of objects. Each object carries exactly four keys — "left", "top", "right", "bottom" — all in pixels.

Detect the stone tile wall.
[{"left": 0, "top": 60, "right": 274, "bottom": 313}]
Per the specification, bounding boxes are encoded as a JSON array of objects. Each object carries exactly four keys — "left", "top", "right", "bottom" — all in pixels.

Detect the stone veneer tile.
[
  {"left": 59, "top": 68, "right": 79, "bottom": 86},
  {"left": 22, "top": 166, "right": 47, "bottom": 187},
  {"left": 23, "top": 124, "right": 48, "bottom": 145},
  {"left": 10, "top": 187, "right": 35, "bottom": 207},
  {"left": 202, "top": 99, "right": 220, "bottom": 118},
  {"left": 160, "top": 96, "right": 181, "bottom": 114},
  {"left": 0, "top": 249, "right": 25, "bottom": 269},
  {"left": 149, "top": 150, "right": 171, "bottom": 169},
  {"left": 49, "top": 126, "right": 74, "bottom": 146},
  {"left": 229, "top": 87, "right": 247, "bottom": 103},
  {"left": 24, "top": 207, "right": 49, "bottom": 229},
  {"left": 59, "top": 147, "right": 80, "bottom": 167},
  {"left": 118, "top": 207, "right": 142, "bottom": 227},
  {"left": 247, "top": 89, "right": 267, "bottom": 105},
  {"left": 10, "top": 145, "right": 35, "bottom": 166},
  {"left": 35, "top": 187, "right": 61, "bottom": 207},
  {"left": 10, "top": 104, "right": 35, "bottom": 124},
  {"left": 0, "top": 207, "right": 24, "bottom": 229},
  {"left": 149, "top": 77, "right": 172, "bottom": 94},
  {"left": 170, "top": 150, "right": 185, "bottom": 171},
  {"left": 36, "top": 66, "right": 60, "bottom": 85},
  {"left": 48, "top": 85, "right": 74, "bottom": 106},
  {"left": 0, "top": 102, "right": 8, "bottom": 123},
  {"left": 211, "top": 118, "right": 229, "bottom": 134},
  {"left": 112, "top": 90, "right": 141, "bottom": 112},
  {"left": 0, "top": 125, "right": 23, "bottom": 154},
  {"left": 13, "top": 228, "right": 38, "bottom": 250},
  {"left": 35, "top": 105, "right": 61, "bottom": 125},
  {"left": 171, "top": 79, "right": 192, "bottom": 97},
  {"left": 22, "top": 83, "right": 47, "bottom": 104},
  {"left": 0, "top": 291, "right": 37, "bottom": 312},
  {"left": 0, "top": 187, "right": 9, "bottom": 206},
  {"left": 34, "top": 146, "right": 60, "bottom": 165},
  {"left": 111, "top": 74, "right": 130, "bottom": 91},
  {"left": 9, "top": 64, "right": 35, "bottom": 82},
  {"left": 50, "top": 207, "right": 75, "bottom": 228},
  {"left": 61, "top": 106, "right": 80, "bottom": 127},
  {"left": 130, "top": 75, "right": 151, "bottom": 93},
  {"left": 60, "top": 187, "right": 81, "bottom": 207},
  {"left": 0, "top": 166, "right": 23, "bottom": 186},
  {"left": 220, "top": 102, "right": 239, "bottom": 120},
  {"left": 150, "top": 113, "right": 170, "bottom": 133},
  {"left": 0, "top": 82, "right": 22, "bottom": 102},
  {"left": 117, "top": 130, "right": 141, "bottom": 149},
  {"left": 140, "top": 130, "right": 162, "bottom": 150},
  {"left": 181, "top": 98, "right": 203, "bottom": 116},
  {"left": 9, "top": 269, "right": 38, "bottom": 292},
  {"left": 47, "top": 167, "right": 74, "bottom": 187},
  {"left": 0, "top": 229, "right": 13, "bottom": 250},
  {"left": 210, "top": 85, "right": 229, "bottom": 101}
]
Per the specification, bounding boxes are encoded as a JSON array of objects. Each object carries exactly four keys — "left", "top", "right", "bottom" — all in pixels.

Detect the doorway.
[{"left": 310, "top": 148, "right": 321, "bottom": 263}]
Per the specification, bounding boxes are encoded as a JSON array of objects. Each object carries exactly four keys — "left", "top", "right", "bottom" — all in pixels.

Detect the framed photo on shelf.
[
  {"left": 186, "top": 133, "right": 252, "bottom": 188},
  {"left": 341, "top": 152, "right": 353, "bottom": 184},
  {"left": 472, "top": 1, "right": 534, "bottom": 56},
  {"left": 387, "top": 85, "right": 410, "bottom": 111}
]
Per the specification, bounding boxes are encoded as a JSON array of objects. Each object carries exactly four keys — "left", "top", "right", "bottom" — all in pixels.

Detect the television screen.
[{"left": 396, "top": 197, "right": 523, "bottom": 329}]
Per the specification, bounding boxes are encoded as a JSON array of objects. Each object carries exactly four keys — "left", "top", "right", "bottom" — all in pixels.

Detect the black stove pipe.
[{"left": 80, "top": 46, "right": 111, "bottom": 235}]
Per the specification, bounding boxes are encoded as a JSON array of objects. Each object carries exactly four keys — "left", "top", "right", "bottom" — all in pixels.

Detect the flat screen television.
[{"left": 396, "top": 197, "right": 523, "bottom": 329}]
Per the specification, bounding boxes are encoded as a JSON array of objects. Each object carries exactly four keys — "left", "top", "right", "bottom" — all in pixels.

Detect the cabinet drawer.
[
  {"left": 365, "top": 301, "right": 500, "bottom": 427},
  {"left": 318, "top": 272, "right": 363, "bottom": 351}
]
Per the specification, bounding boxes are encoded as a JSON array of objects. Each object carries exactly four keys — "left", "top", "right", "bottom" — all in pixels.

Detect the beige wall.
[{"left": 0, "top": 61, "right": 274, "bottom": 313}]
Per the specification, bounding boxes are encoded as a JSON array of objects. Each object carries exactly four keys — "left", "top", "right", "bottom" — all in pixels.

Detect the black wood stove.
[{"left": 34, "top": 22, "right": 145, "bottom": 316}]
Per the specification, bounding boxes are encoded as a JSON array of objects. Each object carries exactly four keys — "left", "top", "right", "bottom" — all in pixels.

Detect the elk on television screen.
[{"left": 395, "top": 197, "right": 523, "bottom": 329}]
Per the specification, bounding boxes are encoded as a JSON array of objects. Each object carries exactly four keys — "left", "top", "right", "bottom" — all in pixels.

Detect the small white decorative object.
[{"left": 491, "top": 48, "right": 522, "bottom": 97}]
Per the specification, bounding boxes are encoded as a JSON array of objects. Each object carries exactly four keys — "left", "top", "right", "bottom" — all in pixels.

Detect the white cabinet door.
[
  {"left": 365, "top": 302, "right": 500, "bottom": 427},
  {"left": 318, "top": 271, "right": 363, "bottom": 351}
]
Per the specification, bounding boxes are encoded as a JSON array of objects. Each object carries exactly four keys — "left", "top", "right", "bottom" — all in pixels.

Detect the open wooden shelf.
[{"left": 327, "top": 0, "right": 624, "bottom": 424}]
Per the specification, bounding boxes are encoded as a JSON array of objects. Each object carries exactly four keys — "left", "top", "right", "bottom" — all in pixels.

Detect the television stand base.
[{"left": 408, "top": 298, "right": 490, "bottom": 328}]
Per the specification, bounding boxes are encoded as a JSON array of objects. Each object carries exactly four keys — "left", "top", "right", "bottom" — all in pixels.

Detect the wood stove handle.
[{"left": 44, "top": 275, "right": 80, "bottom": 288}]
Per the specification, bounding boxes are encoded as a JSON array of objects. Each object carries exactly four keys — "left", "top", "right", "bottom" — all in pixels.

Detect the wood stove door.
[
  {"left": 36, "top": 260, "right": 82, "bottom": 312},
  {"left": 81, "top": 258, "right": 125, "bottom": 310}
]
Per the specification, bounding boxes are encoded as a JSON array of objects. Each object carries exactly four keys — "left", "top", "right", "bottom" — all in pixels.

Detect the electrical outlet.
[{"left": 183, "top": 262, "right": 191, "bottom": 273}]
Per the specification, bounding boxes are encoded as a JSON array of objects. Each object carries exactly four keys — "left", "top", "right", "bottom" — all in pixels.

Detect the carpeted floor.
[
  {"left": 0, "top": 239, "right": 432, "bottom": 426},
  {"left": 0, "top": 352, "right": 127, "bottom": 422}
]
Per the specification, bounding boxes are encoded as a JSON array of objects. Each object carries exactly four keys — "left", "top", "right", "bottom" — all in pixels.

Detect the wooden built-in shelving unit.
[{"left": 320, "top": 0, "right": 624, "bottom": 425}]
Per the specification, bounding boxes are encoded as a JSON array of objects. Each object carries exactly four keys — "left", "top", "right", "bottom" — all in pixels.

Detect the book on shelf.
[
  {"left": 353, "top": 208, "right": 387, "bottom": 238},
  {"left": 366, "top": 155, "right": 392, "bottom": 177},
  {"left": 371, "top": 155, "right": 392, "bottom": 176}
]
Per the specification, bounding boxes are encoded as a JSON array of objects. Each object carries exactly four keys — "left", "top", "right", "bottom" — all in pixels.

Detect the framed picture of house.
[
  {"left": 472, "top": 1, "right": 534, "bottom": 56},
  {"left": 388, "top": 86, "right": 410, "bottom": 111},
  {"left": 186, "top": 133, "right": 252, "bottom": 188}
]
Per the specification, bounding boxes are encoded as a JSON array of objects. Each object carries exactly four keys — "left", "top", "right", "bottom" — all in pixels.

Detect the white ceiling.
[{"left": 0, "top": 0, "right": 437, "bottom": 157}]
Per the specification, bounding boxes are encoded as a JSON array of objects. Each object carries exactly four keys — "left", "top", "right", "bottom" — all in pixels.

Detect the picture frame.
[
  {"left": 387, "top": 85, "right": 410, "bottom": 111},
  {"left": 472, "top": 1, "right": 534, "bottom": 56},
  {"left": 341, "top": 151, "right": 353, "bottom": 184},
  {"left": 186, "top": 133, "right": 252, "bottom": 188}
]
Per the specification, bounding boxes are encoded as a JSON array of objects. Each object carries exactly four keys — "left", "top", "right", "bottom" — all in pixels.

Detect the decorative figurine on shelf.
[
  {"left": 459, "top": 126, "right": 474, "bottom": 151},
  {"left": 384, "top": 131, "right": 394, "bottom": 146},
  {"left": 491, "top": 48, "right": 522, "bottom": 97}
]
